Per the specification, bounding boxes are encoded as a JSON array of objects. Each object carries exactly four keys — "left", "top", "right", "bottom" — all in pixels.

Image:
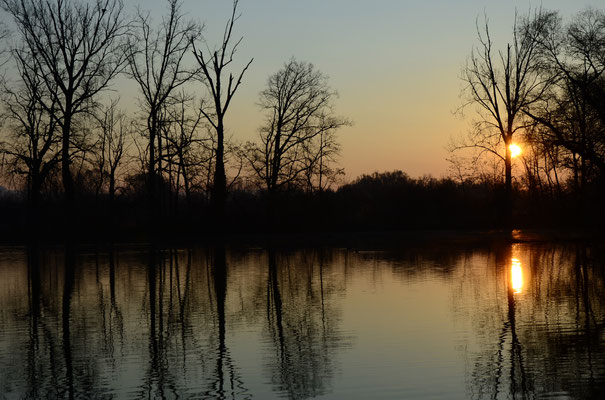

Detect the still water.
[{"left": 1, "top": 239, "right": 604, "bottom": 399}]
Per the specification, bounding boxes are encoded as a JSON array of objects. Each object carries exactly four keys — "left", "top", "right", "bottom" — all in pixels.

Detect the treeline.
[
  {"left": 451, "top": 7, "right": 605, "bottom": 225},
  {"left": 0, "top": 0, "right": 603, "bottom": 239},
  {"left": 0, "top": 168, "right": 594, "bottom": 240},
  {"left": 0, "top": 0, "right": 348, "bottom": 238}
]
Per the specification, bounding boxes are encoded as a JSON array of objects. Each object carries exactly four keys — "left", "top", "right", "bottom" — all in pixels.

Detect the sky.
[{"left": 138, "top": 0, "right": 603, "bottom": 181}]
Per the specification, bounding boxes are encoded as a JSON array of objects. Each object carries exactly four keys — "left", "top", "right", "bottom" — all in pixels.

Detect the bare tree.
[
  {"left": 1, "top": 0, "right": 129, "bottom": 213},
  {"left": 191, "top": 0, "right": 253, "bottom": 219},
  {"left": 93, "top": 98, "right": 129, "bottom": 205},
  {"left": 459, "top": 10, "right": 551, "bottom": 224},
  {"left": 0, "top": 19, "right": 10, "bottom": 65},
  {"left": 194, "top": 129, "right": 244, "bottom": 201},
  {"left": 525, "top": 9, "right": 605, "bottom": 187},
  {"left": 515, "top": 122, "right": 564, "bottom": 197},
  {"left": 300, "top": 129, "right": 344, "bottom": 193},
  {"left": 246, "top": 59, "right": 349, "bottom": 193},
  {"left": 160, "top": 91, "right": 207, "bottom": 209},
  {"left": 0, "top": 52, "right": 60, "bottom": 209},
  {"left": 125, "top": 0, "right": 200, "bottom": 215}
]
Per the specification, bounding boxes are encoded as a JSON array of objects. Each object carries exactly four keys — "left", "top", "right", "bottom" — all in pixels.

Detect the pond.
[{"left": 1, "top": 237, "right": 604, "bottom": 399}]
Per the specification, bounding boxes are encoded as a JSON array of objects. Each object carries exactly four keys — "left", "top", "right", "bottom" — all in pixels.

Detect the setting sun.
[{"left": 510, "top": 144, "right": 522, "bottom": 158}]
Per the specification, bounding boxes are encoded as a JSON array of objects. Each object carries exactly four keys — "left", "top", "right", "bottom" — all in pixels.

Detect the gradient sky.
[{"left": 140, "top": 0, "right": 603, "bottom": 181}]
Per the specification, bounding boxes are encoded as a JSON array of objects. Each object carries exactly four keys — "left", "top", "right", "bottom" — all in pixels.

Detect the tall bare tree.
[
  {"left": 1, "top": 0, "right": 129, "bottom": 213},
  {"left": 191, "top": 0, "right": 253, "bottom": 219},
  {"left": 246, "top": 59, "right": 349, "bottom": 193},
  {"left": 525, "top": 9, "right": 605, "bottom": 187},
  {"left": 0, "top": 52, "right": 60, "bottom": 209},
  {"left": 125, "top": 0, "right": 200, "bottom": 215},
  {"left": 460, "top": 10, "right": 551, "bottom": 224},
  {"left": 301, "top": 129, "right": 344, "bottom": 193},
  {"left": 93, "top": 98, "right": 129, "bottom": 205},
  {"left": 160, "top": 91, "right": 207, "bottom": 209}
]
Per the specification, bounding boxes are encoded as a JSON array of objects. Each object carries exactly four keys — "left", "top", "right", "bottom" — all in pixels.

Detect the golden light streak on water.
[{"left": 511, "top": 258, "right": 523, "bottom": 294}]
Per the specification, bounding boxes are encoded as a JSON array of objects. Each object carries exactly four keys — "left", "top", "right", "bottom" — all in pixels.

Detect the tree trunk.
[
  {"left": 29, "top": 172, "right": 42, "bottom": 228},
  {"left": 109, "top": 172, "right": 116, "bottom": 207},
  {"left": 62, "top": 112, "right": 74, "bottom": 216},
  {"left": 157, "top": 122, "right": 164, "bottom": 218},
  {"left": 213, "top": 123, "right": 227, "bottom": 224},
  {"left": 181, "top": 157, "right": 190, "bottom": 212},
  {"left": 270, "top": 126, "right": 282, "bottom": 192},
  {"left": 505, "top": 137, "right": 512, "bottom": 228},
  {"left": 148, "top": 113, "right": 157, "bottom": 216}
]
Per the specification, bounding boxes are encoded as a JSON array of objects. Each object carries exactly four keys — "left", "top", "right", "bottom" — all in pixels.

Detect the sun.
[{"left": 509, "top": 143, "right": 522, "bottom": 158}]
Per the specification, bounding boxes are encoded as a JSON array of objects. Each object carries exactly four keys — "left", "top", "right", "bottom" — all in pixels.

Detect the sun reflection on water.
[{"left": 511, "top": 258, "right": 523, "bottom": 294}]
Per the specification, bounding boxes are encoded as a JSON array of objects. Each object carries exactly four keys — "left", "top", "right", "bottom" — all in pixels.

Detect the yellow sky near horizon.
[
  {"left": 5, "top": 0, "right": 601, "bottom": 185},
  {"left": 179, "top": 0, "right": 602, "bottom": 182}
]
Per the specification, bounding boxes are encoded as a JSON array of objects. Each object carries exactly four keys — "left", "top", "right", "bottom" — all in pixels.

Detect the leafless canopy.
[
  {"left": 247, "top": 59, "right": 349, "bottom": 192},
  {"left": 92, "top": 98, "right": 130, "bottom": 202},
  {"left": 524, "top": 8, "right": 605, "bottom": 174},
  {"left": 0, "top": 51, "right": 60, "bottom": 205},
  {"left": 125, "top": 0, "right": 200, "bottom": 204},
  {"left": 455, "top": 9, "right": 553, "bottom": 223},
  {"left": 1, "top": 0, "right": 129, "bottom": 205},
  {"left": 461, "top": 11, "right": 551, "bottom": 152},
  {"left": 191, "top": 0, "right": 253, "bottom": 210}
]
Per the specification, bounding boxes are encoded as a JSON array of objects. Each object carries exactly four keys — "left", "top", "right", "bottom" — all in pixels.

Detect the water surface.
[{"left": 1, "top": 239, "right": 604, "bottom": 399}]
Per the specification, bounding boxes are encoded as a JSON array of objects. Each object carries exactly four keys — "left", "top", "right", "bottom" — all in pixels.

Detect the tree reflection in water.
[
  {"left": 26, "top": 243, "right": 43, "bottom": 399},
  {"left": 141, "top": 245, "right": 251, "bottom": 399},
  {"left": 1, "top": 241, "right": 605, "bottom": 399},
  {"left": 458, "top": 243, "right": 605, "bottom": 400},
  {"left": 264, "top": 249, "right": 350, "bottom": 399}
]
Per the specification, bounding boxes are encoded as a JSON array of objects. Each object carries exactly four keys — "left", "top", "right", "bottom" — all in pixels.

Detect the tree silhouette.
[
  {"left": 92, "top": 98, "right": 129, "bottom": 207},
  {"left": 459, "top": 10, "right": 551, "bottom": 225},
  {"left": 0, "top": 51, "right": 60, "bottom": 213},
  {"left": 125, "top": 0, "right": 200, "bottom": 219},
  {"left": 159, "top": 91, "right": 209, "bottom": 212},
  {"left": 246, "top": 59, "right": 349, "bottom": 193},
  {"left": 1, "top": 0, "right": 129, "bottom": 217},
  {"left": 525, "top": 9, "right": 605, "bottom": 187},
  {"left": 191, "top": 0, "right": 253, "bottom": 223}
]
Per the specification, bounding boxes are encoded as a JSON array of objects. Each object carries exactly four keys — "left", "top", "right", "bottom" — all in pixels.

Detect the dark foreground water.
[{"left": 1, "top": 238, "right": 605, "bottom": 399}]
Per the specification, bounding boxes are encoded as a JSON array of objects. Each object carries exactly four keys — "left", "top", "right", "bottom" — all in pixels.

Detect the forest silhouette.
[{"left": 0, "top": 0, "right": 603, "bottom": 241}]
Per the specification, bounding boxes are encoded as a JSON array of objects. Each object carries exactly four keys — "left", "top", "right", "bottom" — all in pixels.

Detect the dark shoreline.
[{"left": 3, "top": 228, "right": 602, "bottom": 249}]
